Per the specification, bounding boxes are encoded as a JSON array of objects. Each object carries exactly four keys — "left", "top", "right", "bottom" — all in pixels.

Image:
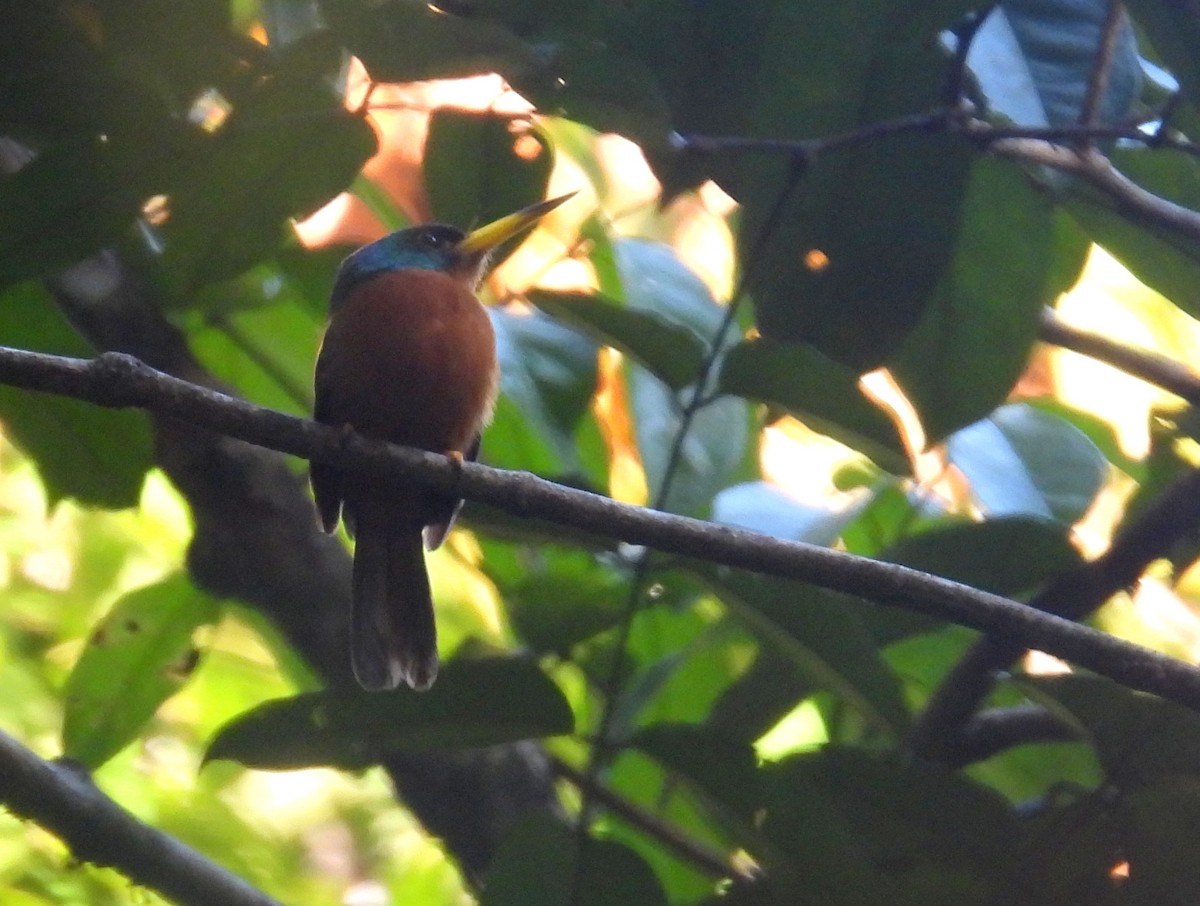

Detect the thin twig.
[
  {"left": 550, "top": 756, "right": 751, "bottom": 882},
  {"left": 570, "top": 152, "right": 810, "bottom": 904},
  {"left": 2, "top": 347, "right": 1200, "bottom": 713},
  {"left": 0, "top": 729, "right": 281, "bottom": 906},
  {"left": 1039, "top": 308, "right": 1200, "bottom": 406},
  {"left": 989, "top": 138, "right": 1200, "bottom": 245},
  {"left": 1079, "top": 1, "right": 1127, "bottom": 138}
]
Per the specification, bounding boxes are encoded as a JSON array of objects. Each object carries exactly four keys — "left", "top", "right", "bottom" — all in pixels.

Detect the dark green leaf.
[
  {"left": 424, "top": 110, "right": 553, "bottom": 239},
  {"left": 530, "top": 290, "right": 707, "bottom": 391},
  {"left": 513, "top": 42, "right": 673, "bottom": 150},
  {"left": 881, "top": 516, "right": 1082, "bottom": 597},
  {"left": 631, "top": 723, "right": 761, "bottom": 825},
  {"left": 697, "top": 570, "right": 910, "bottom": 738},
  {"left": 0, "top": 138, "right": 144, "bottom": 289},
  {"left": 891, "top": 160, "right": 1088, "bottom": 443},
  {"left": 326, "top": 0, "right": 536, "bottom": 83},
  {"left": 204, "top": 656, "right": 573, "bottom": 769},
  {"left": 161, "top": 79, "right": 375, "bottom": 290},
  {"left": 1067, "top": 146, "right": 1200, "bottom": 319},
  {"left": 946, "top": 403, "right": 1108, "bottom": 524},
  {"left": 482, "top": 813, "right": 668, "bottom": 906},
  {"left": 1019, "top": 674, "right": 1200, "bottom": 785},
  {"left": 1120, "top": 779, "right": 1200, "bottom": 905},
  {"left": 0, "top": 284, "right": 153, "bottom": 507},
  {"left": 718, "top": 339, "right": 907, "bottom": 472},
  {"left": 491, "top": 546, "right": 630, "bottom": 654},
  {"left": 761, "top": 748, "right": 1018, "bottom": 904},
  {"left": 63, "top": 575, "right": 220, "bottom": 768},
  {"left": 1124, "top": 0, "right": 1200, "bottom": 110},
  {"left": 732, "top": 6, "right": 978, "bottom": 369}
]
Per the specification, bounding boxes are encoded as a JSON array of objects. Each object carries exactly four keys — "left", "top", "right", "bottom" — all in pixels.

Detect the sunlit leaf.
[
  {"left": 718, "top": 339, "right": 907, "bottom": 472},
  {"left": 946, "top": 403, "right": 1108, "bottom": 524},
  {"left": 0, "top": 283, "right": 153, "bottom": 507},
  {"left": 63, "top": 574, "right": 220, "bottom": 768}
]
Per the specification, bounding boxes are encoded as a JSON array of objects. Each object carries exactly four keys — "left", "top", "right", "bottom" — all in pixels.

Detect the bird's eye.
[{"left": 420, "top": 230, "right": 447, "bottom": 249}]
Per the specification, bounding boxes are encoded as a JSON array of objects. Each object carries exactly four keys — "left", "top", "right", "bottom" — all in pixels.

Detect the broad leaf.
[
  {"left": 698, "top": 570, "right": 910, "bottom": 737},
  {"left": 425, "top": 110, "right": 553, "bottom": 238},
  {"left": 204, "top": 656, "right": 573, "bottom": 769},
  {"left": 946, "top": 403, "right": 1108, "bottom": 524},
  {"left": 0, "top": 283, "right": 153, "bottom": 507},
  {"left": 63, "top": 575, "right": 220, "bottom": 768},
  {"left": 1019, "top": 674, "right": 1200, "bottom": 784},
  {"left": 482, "top": 813, "right": 668, "bottom": 906},
  {"left": 891, "top": 160, "right": 1088, "bottom": 443},
  {"left": 718, "top": 339, "right": 907, "bottom": 472}
]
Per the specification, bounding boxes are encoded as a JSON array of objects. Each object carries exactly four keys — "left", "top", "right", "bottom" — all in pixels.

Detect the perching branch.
[
  {"left": 0, "top": 728, "right": 281, "bottom": 906},
  {"left": 4, "top": 344, "right": 1200, "bottom": 715}
]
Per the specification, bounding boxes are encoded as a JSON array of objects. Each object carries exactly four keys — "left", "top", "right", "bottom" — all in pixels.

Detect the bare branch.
[
  {"left": 989, "top": 139, "right": 1200, "bottom": 245},
  {"left": 1039, "top": 308, "right": 1200, "bottom": 406},
  {"left": 0, "top": 729, "right": 281, "bottom": 906},
  {"left": 3, "top": 345, "right": 1200, "bottom": 717}
]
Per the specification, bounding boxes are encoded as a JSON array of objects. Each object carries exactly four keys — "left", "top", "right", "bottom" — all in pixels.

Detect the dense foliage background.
[{"left": 5, "top": 0, "right": 1200, "bottom": 903}]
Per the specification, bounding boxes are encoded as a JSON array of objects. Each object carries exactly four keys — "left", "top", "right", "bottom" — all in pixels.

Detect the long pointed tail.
[{"left": 351, "top": 521, "right": 438, "bottom": 691}]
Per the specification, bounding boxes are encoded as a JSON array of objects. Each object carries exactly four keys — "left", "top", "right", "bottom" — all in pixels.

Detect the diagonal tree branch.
[
  {"left": 0, "top": 728, "right": 282, "bottom": 906},
  {"left": 2, "top": 344, "right": 1200, "bottom": 716}
]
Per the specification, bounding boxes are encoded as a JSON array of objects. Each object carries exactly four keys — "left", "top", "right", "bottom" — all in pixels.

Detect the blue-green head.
[{"left": 329, "top": 192, "right": 577, "bottom": 311}]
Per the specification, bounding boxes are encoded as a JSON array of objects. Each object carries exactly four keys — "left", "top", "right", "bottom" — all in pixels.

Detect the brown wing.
[{"left": 310, "top": 345, "right": 345, "bottom": 534}]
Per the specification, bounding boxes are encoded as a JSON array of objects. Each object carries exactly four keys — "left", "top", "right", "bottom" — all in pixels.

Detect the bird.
[{"left": 311, "top": 193, "right": 573, "bottom": 691}]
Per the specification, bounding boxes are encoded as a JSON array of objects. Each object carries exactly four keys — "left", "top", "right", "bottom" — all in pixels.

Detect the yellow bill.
[{"left": 456, "top": 192, "right": 576, "bottom": 256}]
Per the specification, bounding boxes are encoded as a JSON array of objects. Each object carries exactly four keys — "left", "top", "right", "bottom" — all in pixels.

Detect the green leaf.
[
  {"left": 204, "top": 656, "right": 573, "bottom": 769},
  {"left": 491, "top": 546, "right": 630, "bottom": 654},
  {"left": 1066, "top": 146, "right": 1200, "bottom": 319},
  {"left": 760, "top": 747, "right": 1018, "bottom": 903},
  {"left": 631, "top": 723, "right": 761, "bottom": 825},
  {"left": 1120, "top": 779, "right": 1200, "bottom": 905},
  {"left": 881, "top": 516, "right": 1082, "bottom": 598},
  {"left": 326, "top": 0, "right": 536, "bottom": 83},
  {"left": 512, "top": 41, "right": 673, "bottom": 150},
  {"left": 482, "top": 813, "right": 667, "bottom": 906},
  {"left": 1019, "top": 674, "right": 1200, "bottom": 785},
  {"left": 606, "top": 240, "right": 754, "bottom": 516},
  {"left": 62, "top": 574, "right": 220, "bottom": 768},
  {"left": 891, "top": 160, "right": 1088, "bottom": 443},
  {"left": 424, "top": 110, "right": 553, "bottom": 239},
  {"left": 489, "top": 307, "right": 598, "bottom": 475},
  {"left": 160, "top": 78, "right": 375, "bottom": 290},
  {"left": 731, "top": 5, "right": 978, "bottom": 369},
  {"left": 530, "top": 290, "right": 707, "bottom": 391},
  {"left": 0, "top": 283, "right": 153, "bottom": 507},
  {"left": 1123, "top": 0, "right": 1200, "bottom": 109},
  {"left": 718, "top": 338, "right": 908, "bottom": 472},
  {"left": 967, "top": 0, "right": 1141, "bottom": 127},
  {"left": 946, "top": 403, "right": 1108, "bottom": 524},
  {"left": 697, "top": 570, "right": 910, "bottom": 738},
  {"left": 0, "top": 138, "right": 142, "bottom": 289}
]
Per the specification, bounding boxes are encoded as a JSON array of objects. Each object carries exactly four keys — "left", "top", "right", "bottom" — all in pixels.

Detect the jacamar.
[{"left": 312, "top": 193, "right": 573, "bottom": 691}]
